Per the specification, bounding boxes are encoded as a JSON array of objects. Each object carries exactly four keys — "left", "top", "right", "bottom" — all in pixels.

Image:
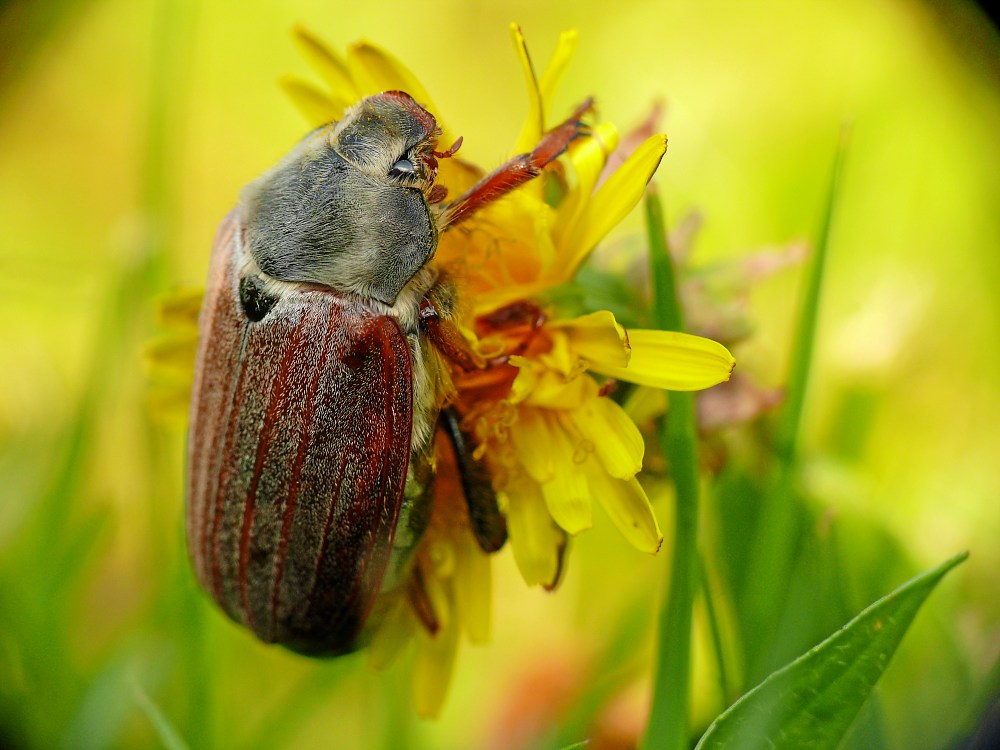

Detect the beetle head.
[{"left": 242, "top": 91, "right": 442, "bottom": 306}]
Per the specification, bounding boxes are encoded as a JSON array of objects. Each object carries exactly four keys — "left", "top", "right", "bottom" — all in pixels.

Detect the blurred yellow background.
[{"left": 1, "top": 0, "right": 997, "bottom": 748}]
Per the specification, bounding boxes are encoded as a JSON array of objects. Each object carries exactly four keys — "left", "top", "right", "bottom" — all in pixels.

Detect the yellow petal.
[
  {"left": 453, "top": 532, "right": 492, "bottom": 645},
  {"left": 344, "top": 41, "right": 454, "bottom": 144},
  {"left": 570, "top": 395, "right": 644, "bottom": 479},
  {"left": 587, "top": 329, "right": 735, "bottom": 391},
  {"left": 367, "top": 596, "right": 415, "bottom": 670},
  {"left": 510, "top": 407, "right": 556, "bottom": 483},
  {"left": 346, "top": 40, "right": 424, "bottom": 99},
  {"left": 155, "top": 288, "right": 203, "bottom": 327},
  {"left": 144, "top": 332, "right": 199, "bottom": 376},
  {"left": 586, "top": 465, "right": 663, "bottom": 553},
  {"left": 537, "top": 330, "right": 577, "bottom": 377},
  {"left": 532, "top": 197, "right": 558, "bottom": 272},
  {"left": 510, "top": 23, "right": 544, "bottom": 157},
  {"left": 554, "top": 121, "right": 619, "bottom": 243},
  {"left": 503, "top": 479, "right": 563, "bottom": 587},
  {"left": 146, "top": 381, "right": 194, "bottom": 422},
  {"left": 279, "top": 76, "right": 346, "bottom": 125},
  {"left": 292, "top": 25, "right": 360, "bottom": 100},
  {"left": 421, "top": 559, "right": 451, "bottom": 633},
  {"left": 550, "top": 310, "right": 630, "bottom": 368},
  {"left": 412, "top": 615, "right": 460, "bottom": 719},
  {"left": 623, "top": 385, "right": 668, "bottom": 424},
  {"left": 522, "top": 369, "right": 594, "bottom": 410},
  {"left": 542, "top": 476, "right": 592, "bottom": 534},
  {"left": 507, "top": 361, "right": 540, "bottom": 405},
  {"left": 562, "top": 134, "right": 667, "bottom": 275},
  {"left": 538, "top": 29, "right": 579, "bottom": 109},
  {"left": 539, "top": 414, "right": 593, "bottom": 534}
]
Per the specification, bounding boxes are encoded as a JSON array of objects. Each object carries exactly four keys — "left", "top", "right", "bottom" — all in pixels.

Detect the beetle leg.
[
  {"left": 406, "top": 564, "right": 440, "bottom": 635},
  {"left": 440, "top": 407, "right": 507, "bottom": 553},
  {"left": 436, "top": 98, "right": 593, "bottom": 231},
  {"left": 419, "top": 296, "right": 485, "bottom": 372}
]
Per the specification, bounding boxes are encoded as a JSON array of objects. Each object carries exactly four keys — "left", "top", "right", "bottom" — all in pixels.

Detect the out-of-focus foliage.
[
  {"left": 695, "top": 553, "right": 969, "bottom": 749},
  {"left": 0, "top": 1, "right": 997, "bottom": 749}
]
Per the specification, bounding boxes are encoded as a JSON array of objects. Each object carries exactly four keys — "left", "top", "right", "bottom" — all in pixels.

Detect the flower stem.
[{"left": 642, "top": 185, "right": 701, "bottom": 750}]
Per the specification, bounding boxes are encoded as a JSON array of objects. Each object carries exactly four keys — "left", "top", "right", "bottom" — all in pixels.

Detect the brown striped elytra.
[{"left": 187, "top": 91, "right": 588, "bottom": 655}]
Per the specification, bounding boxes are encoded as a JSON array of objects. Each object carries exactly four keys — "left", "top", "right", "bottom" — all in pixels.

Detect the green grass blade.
[
  {"left": 644, "top": 184, "right": 685, "bottom": 330},
  {"left": 695, "top": 552, "right": 968, "bottom": 750},
  {"left": 641, "top": 185, "right": 702, "bottom": 750},
  {"left": 135, "top": 684, "right": 192, "bottom": 750},
  {"left": 776, "top": 123, "right": 850, "bottom": 462},
  {"left": 59, "top": 642, "right": 146, "bottom": 750},
  {"left": 743, "top": 125, "right": 850, "bottom": 682},
  {"left": 699, "top": 554, "right": 731, "bottom": 705}
]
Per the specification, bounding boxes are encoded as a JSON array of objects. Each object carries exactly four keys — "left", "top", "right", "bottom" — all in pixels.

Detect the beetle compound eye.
[
  {"left": 239, "top": 275, "right": 278, "bottom": 322},
  {"left": 390, "top": 157, "right": 417, "bottom": 177}
]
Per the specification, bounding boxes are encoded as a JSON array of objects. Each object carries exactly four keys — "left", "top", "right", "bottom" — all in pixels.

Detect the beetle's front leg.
[
  {"left": 419, "top": 289, "right": 485, "bottom": 372},
  {"left": 436, "top": 98, "right": 593, "bottom": 230}
]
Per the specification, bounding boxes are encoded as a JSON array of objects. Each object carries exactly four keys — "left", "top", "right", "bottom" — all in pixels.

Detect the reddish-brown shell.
[{"left": 187, "top": 213, "right": 413, "bottom": 655}]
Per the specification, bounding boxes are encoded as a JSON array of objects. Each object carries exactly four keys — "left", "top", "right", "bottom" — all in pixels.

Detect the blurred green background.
[{"left": 1, "top": 0, "right": 997, "bottom": 748}]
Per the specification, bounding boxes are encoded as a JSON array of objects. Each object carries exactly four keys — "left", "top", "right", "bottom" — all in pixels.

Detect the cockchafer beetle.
[{"left": 187, "top": 90, "right": 589, "bottom": 656}]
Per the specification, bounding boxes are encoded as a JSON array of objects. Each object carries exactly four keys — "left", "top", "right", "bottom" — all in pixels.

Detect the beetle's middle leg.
[{"left": 417, "top": 276, "right": 507, "bottom": 553}]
